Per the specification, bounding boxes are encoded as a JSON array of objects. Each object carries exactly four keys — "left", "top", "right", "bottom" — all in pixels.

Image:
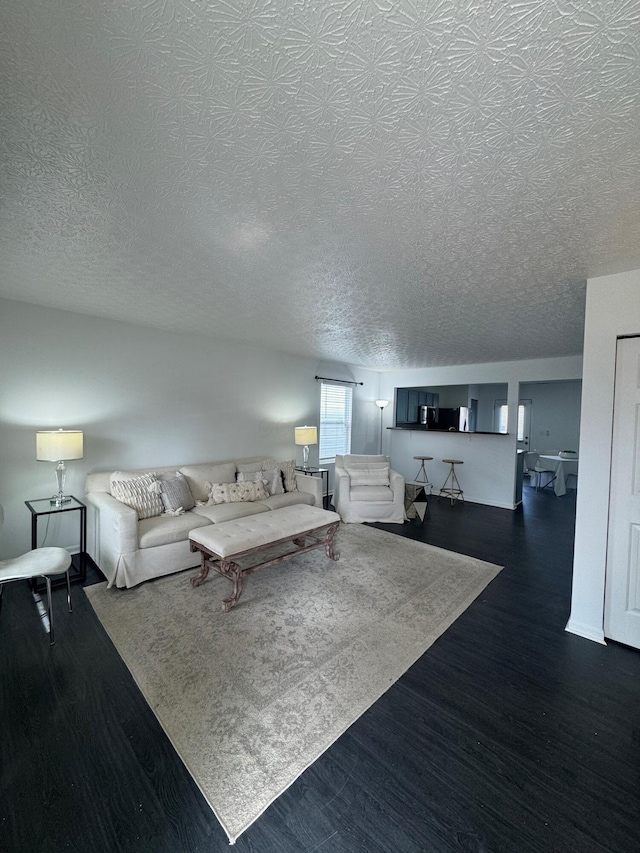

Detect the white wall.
[
  {"left": 0, "top": 299, "right": 379, "bottom": 558},
  {"left": 567, "top": 269, "right": 640, "bottom": 645},
  {"left": 379, "top": 356, "right": 583, "bottom": 509},
  {"left": 519, "top": 380, "right": 582, "bottom": 455}
]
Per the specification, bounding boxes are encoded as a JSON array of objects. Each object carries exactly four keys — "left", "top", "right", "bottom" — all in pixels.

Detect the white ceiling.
[{"left": 2, "top": 1, "right": 640, "bottom": 369}]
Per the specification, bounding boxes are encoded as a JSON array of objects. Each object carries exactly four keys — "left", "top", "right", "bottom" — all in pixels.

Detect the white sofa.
[
  {"left": 85, "top": 456, "right": 322, "bottom": 588},
  {"left": 334, "top": 454, "right": 405, "bottom": 524}
]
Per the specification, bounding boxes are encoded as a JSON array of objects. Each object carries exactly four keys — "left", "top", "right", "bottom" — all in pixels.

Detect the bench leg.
[
  {"left": 325, "top": 523, "right": 340, "bottom": 561},
  {"left": 190, "top": 553, "right": 211, "bottom": 588},
  {"left": 221, "top": 560, "right": 243, "bottom": 612}
]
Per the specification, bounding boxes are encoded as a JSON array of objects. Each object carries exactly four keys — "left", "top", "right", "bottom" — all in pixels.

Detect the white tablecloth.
[{"left": 531, "top": 455, "right": 578, "bottom": 496}]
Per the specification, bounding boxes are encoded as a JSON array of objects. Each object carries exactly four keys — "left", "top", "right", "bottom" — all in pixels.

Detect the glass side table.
[
  {"left": 25, "top": 496, "right": 87, "bottom": 591},
  {"left": 295, "top": 466, "right": 330, "bottom": 509}
]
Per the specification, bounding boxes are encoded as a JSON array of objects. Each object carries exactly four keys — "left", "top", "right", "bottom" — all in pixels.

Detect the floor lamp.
[{"left": 375, "top": 400, "right": 389, "bottom": 454}]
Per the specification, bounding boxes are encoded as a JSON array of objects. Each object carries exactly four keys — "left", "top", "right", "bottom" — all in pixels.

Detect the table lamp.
[
  {"left": 36, "top": 429, "right": 84, "bottom": 506},
  {"left": 295, "top": 425, "right": 317, "bottom": 469}
]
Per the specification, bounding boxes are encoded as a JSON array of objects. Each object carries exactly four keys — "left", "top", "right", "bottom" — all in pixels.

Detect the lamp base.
[{"left": 50, "top": 494, "right": 71, "bottom": 506}]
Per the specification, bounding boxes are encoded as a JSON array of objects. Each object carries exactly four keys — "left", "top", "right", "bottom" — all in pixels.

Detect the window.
[
  {"left": 495, "top": 400, "right": 508, "bottom": 433},
  {"left": 516, "top": 404, "right": 526, "bottom": 442},
  {"left": 319, "top": 383, "right": 352, "bottom": 463},
  {"left": 494, "top": 401, "right": 527, "bottom": 438}
]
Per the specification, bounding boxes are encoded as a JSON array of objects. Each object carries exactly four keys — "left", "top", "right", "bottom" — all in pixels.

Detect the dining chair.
[
  {"left": 533, "top": 459, "right": 557, "bottom": 492},
  {"left": 0, "top": 505, "right": 73, "bottom": 645}
]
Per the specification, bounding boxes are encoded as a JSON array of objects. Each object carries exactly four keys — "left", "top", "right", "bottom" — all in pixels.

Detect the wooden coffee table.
[{"left": 189, "top": 504, "right": 341, "bottom": 611}]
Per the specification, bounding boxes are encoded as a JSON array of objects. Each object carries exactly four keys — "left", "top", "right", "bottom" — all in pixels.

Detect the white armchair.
[{"left": 334, "top": 454, "right": 405, "bottom": 524}]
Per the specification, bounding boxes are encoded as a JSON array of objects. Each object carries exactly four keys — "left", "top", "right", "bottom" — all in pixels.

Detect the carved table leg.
[
  {"left": 190, "top": 555, "right": 211, "bottom": 588},
  {"left": 325, "top": 523, "right": 340, "bottom": 561},
  {"left": 221, "top": 560, "right": 244, "bottom": 612}
]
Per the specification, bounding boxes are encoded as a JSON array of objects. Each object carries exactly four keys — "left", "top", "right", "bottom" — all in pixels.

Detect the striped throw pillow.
[{"left": 111, "top": 473, "right": 164, "bottom": 519}]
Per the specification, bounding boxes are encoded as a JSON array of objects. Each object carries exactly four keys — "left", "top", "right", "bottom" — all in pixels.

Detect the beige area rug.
[{"left": 85, "top": 524, "right": 502, "bottom": 844}]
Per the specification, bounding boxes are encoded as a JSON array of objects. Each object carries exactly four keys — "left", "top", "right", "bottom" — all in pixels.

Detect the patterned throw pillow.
[
  {"left": 260, "top": 467, "right": 285, "bottom": 496},
  {"left": 206, "top": 480, "right": 268, "bottom": 505},
  {"left": 237, "top": 468, "right": 284, "bottom": 496},
  {"left": 275, "top": 459, "right": 298, "bottom": 492},
  {"left": 157, "top": 472, "right": 195, "bottom": 513},
  {"left": 111, "top": 473, "right": 164, "bottom": 519}
]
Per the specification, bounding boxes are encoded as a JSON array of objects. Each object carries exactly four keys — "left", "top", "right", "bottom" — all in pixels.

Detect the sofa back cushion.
[{"left": 179, "top": 462, "right": 237, "bottom": 503}]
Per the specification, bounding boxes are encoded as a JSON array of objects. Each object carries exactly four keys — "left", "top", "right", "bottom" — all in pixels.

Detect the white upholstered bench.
[{"left": 189, "top": 504, "right": 341, "bottom": 611}]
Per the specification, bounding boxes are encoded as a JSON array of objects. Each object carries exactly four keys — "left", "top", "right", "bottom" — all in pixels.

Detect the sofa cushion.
[
  {"left": 207, "top": 480, "right": 268, "bottom": 505},
  {"left": 138, "top": 512, "right": 210, "bottom": 549},
  {"left": 179, "top": 463, "right": 237, "bottom": 503},
  {"left": 258, "top": 491, "right": 314, "bottom": 510},
  {"left": 350, "top": 485, "right": 394, "bottom": 502},
  {"left": 157, "top": 472, "right": 195, "bottom": 513},
  {"left": 111, "top": 473, "right": 164, "bottom": 519},
  {"left": 237, "top": 459, "right": 273, "bottom": 475},
  {"left": 346, "top": 463, "right": 390, "bottom": 487},
  {"left": 190, "top": 502, "right": 270, "bottom": 524}
]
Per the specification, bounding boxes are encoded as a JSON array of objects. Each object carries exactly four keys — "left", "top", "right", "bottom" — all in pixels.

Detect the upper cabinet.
[{"left": 393, "top": 383, "right": 508, "bottom": 434}]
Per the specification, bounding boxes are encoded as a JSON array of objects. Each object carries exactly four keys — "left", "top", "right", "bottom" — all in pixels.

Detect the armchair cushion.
[
  {"left": 350, "top": 485, "right": 394, "bottom": 502},
  {"left": 345, "top": 463, "right": 390, "bottom": 487}
]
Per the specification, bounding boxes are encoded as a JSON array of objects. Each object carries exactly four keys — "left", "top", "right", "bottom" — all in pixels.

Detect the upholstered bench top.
[{"left": 189, "top": 504, "right": 340, "bottom": 558}]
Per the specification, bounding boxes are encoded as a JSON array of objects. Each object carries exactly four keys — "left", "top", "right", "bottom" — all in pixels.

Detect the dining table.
[{"left": 532, "top": 454, "right": 579, "bottom": 496}]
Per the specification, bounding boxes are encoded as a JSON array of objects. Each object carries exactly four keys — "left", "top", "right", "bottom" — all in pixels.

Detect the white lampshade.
[
  {"left": 36, "top": 429, "right": 84, "bottom": 461},
  {"left": 294, "top": 426, "right": 318, "bottom": 446},
  {"left": 375, "top": 399, "right": 389, "bottom": 409}
]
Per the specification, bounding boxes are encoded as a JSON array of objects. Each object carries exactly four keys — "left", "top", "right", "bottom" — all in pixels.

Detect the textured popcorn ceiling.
[{"left": 2, "top": 1, "right": 640, "bottom": 369}]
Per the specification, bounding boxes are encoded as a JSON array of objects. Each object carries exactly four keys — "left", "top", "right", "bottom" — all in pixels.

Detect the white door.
[{"left": 604, "top": 336, "right": 640, "bottom": 648}]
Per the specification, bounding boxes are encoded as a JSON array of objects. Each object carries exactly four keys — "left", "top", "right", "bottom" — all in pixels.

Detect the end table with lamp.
[
  {"left": 25, "top": 496, "right": 87, "bottom": 591},
  {"left": 29, "top": 428, "right": 86, "bottom": 591}
]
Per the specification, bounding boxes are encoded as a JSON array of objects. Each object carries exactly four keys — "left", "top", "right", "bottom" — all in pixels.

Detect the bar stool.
[
  {"left": 439, "top": 459, "right": 464, "bottom": 505},
  {"left": 413, "top": 455, "right": 433, "bottom": 493}
]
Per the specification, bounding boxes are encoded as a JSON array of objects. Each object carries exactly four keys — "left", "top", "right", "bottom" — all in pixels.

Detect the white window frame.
[{"left": 319, "top": 382, "right": 353, "bottom": 463}]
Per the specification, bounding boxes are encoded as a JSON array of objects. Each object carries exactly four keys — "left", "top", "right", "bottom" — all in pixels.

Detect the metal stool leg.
[{"left": 438, "top": 461, "right": 464, "bottom": 505}]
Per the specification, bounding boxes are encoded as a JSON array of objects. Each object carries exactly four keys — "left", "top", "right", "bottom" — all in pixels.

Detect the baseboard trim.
[
  {"left": 440, "top": 496, "right": 517, "bottom": 511},
  {"left": 565, "top": 619, "right": 606, "bottom": 645}
]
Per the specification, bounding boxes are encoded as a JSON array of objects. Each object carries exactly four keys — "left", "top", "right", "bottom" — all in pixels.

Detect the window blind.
[{"left": 319, "top": 383, "right": 353, "bottom": 462}]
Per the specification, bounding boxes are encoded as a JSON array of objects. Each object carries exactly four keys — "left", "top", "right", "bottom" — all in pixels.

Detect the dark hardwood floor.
[{"left": 1, "top": 484, "right": 639, "bottom": 852}]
